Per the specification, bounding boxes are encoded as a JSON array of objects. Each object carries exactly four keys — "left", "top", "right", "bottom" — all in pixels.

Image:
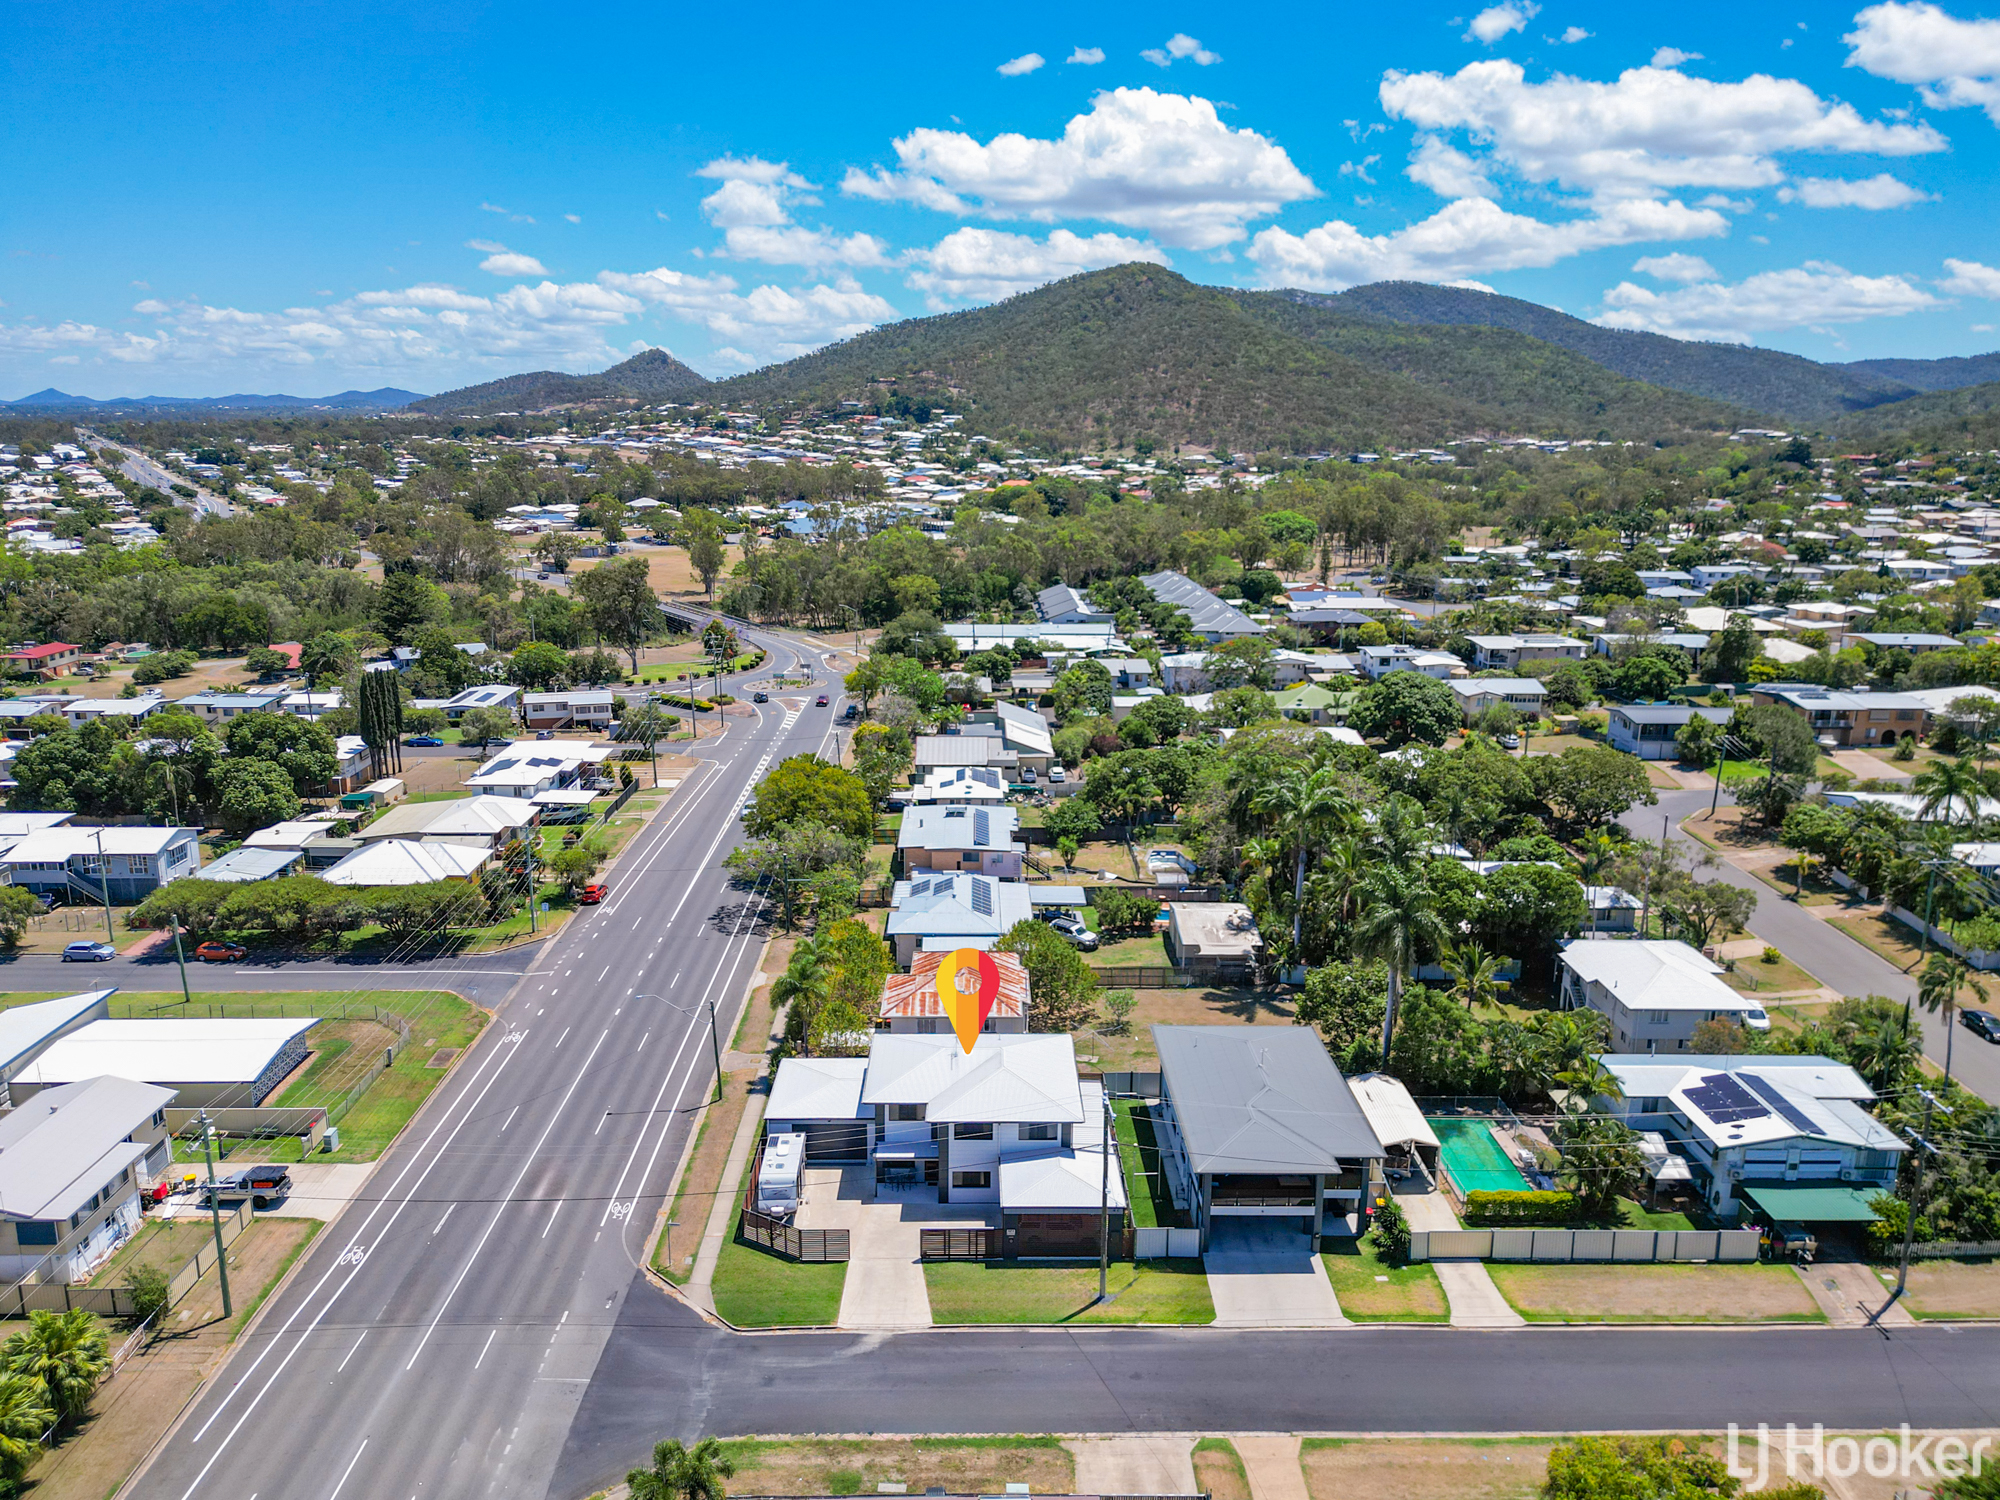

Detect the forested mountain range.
[
  {"left": 405, "top": 348, "right": 710, "bottom": 415},
  {"left": 0, "top": 387, "right": 424, "bottom": 412}
]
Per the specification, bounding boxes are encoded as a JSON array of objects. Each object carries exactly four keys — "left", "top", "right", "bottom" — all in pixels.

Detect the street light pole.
[
  {"left": 1098, "top": 1088, "right": 1114, "bottom": 1302},
  {"left": 92, "top": 827, "right": 114, "bottom": 942},
  {"left": 1873, "top": 1086, "right": 1946, "bottom": 1326},
  {"left": 637, "top": 992, "right": 724, "bottom": 1104}
]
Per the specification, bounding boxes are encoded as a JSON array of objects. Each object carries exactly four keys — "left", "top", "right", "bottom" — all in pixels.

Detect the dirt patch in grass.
[
  {"left": 1076, "top": 986, "right": 1295, "bottom": 1071},
  {"left": 1192, "top": 1439, "right": 1251, "bottom": 1500},
  {"left": 1486, "top": 1262, "right": 1822, "bottom": 1323},
  {"left": 922, "top": 1259, "right": 1213, "bottom": 1324},
  {"left": 1642, "top": 762, "right": 1682, "bottom": 790},
  {"left": 1321, "top": 1238, "right": 1450, "bottom": 1322},
  {"left": 1300, "top": 1437, "right": 1555, "bottom": 1500},
  {"left": 1904, "top": 1259, "right": 2000, "bottom": 1318},
  {"left": 716, "top": 1437, "right": 1074, "bottom": 1497},
  {"left": 1680, "top": 806, "right": 1779, "bottom": 853}
]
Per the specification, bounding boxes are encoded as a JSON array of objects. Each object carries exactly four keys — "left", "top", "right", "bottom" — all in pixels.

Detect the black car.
[
  {"left": 1963, "top": 1009, "right": 2000, "bottom": 1043},
  {"left": 753, "top": 691, "right": 769, "bottom": 703}
]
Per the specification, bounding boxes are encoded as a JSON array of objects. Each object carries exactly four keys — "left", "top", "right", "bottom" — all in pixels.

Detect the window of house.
[
  {"left": 892, "top": 1103, "right": 924, "bottom": 1122},
  {"left": 951, "top": 1170, "right": 991, "bottom": 1189},
  {"left": 1019, "top": 1123, "right": 1058, "bottom": 1142},
  {"left": 16, "top": 1221, "right": 58, "bottom": 1246},
  {"left": 954, "top": 1122, "right": 993, "bottom": 1141},
  {"left": 1647, "top": 1010, "right": 1670, "bottom": 1025}
]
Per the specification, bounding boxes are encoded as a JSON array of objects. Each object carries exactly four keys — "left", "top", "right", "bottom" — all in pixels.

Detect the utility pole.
[
  {"left": 91, "top": 827, "right": 114, "bottom": 941},
  {"left": 1098, "top": 1088, "right": 1114, "bottom": 1302},
  {"left": 1872, "top": 1086, "right": 1946, "bottom": 1327},
  {"left": 171, "top": 923, "right": 193, "bottom": 1007},
  {"left": 198, "top": 1111, "right": 234, "bottom": 1318},
  {"left": 525, "top": 838, "right": 537, "bottom": 936}
]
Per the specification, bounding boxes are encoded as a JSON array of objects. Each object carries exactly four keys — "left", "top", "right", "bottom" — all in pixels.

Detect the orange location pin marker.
[{"left": 936, "top": 947, "right": 1001, "bottom": 1053}]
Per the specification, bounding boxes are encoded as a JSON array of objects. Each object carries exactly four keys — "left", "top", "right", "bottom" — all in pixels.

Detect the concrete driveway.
[
  {"left": 797, "top": 1166, "right": 995, "bottom": 1330},
  {"left": 1203, "top": 1219, "right": 1348, "bottom": 1328}
]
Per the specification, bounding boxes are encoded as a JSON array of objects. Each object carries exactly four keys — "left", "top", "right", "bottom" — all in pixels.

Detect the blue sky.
[{"left": 7, "top": 0, "right": 2000, "bottom": 397}]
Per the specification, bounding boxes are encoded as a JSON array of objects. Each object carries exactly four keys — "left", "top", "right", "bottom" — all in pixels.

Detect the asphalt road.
[
  {"left": 76, "top": 428, "right": 233, "bottom": 517},
  {"left": 549, "top": 1275, "right": 2000, "bottom": 1500},
  {"left": 1619, "top": 785, "right": 2000, "bottom": 1104},
  {"left": 128, "top": 627, "right": 852, "bottom": 1500}
]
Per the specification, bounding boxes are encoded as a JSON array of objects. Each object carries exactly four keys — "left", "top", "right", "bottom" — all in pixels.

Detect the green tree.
[
  {"left": 997, "top": 917, "right": 1100, "bottom": 1032},
  {"left": 458, "top": 706, "right": 517, "bottom": 751},
  {"left": 0, "top": 885, "right": 42, "bottom": 947},
  {"left": 214, "top": 759, "right": 301, "bottom": 834},
  {"left": 373, "top": 571, "right": 446, "bottom": 645},
  {"left": 1043, "top": 797, "right": 1103, "bottom": 844},
  {"left": 1528, "top": 746, "right": 1656, "bottom": 834},
  {"left": 510, "top": 640, "right": 572, "bottom": 691},
  {"left": 1051, "top": 660, "right": 1114, "bottom": 721},
  {"left": 1541, "top": 660, "right": 1598, "bottom": 712},
  {"left": 1121, "top": 693, "right": 1192, "bottom": 746},
  {"left": 574, "top": 556, "right": 662, "bottom": 671},
  {"left": 1477, "top": 864, "right": 1588, "bottom": 965},
  {"left": 1739, "top": 703, "right": 1820, "bottom": 777},
  {"left": 0, "top": 1373, "right": 54, "bottom": 1486},
  {"left": 744, "top": 756, "right": 873, "bottom": 842},
  {"left": 628, "top": 1436, "right": 736, "bottom": 1500},
  {"left": 224, "top": 711, "right": 338, "bottom": 796},
  {"left": 1913, "top": 755, "right": 1989, "bottom": 826},
  {"left": 1294, "top": 958, "right": 1389, "bottom": 1062},
  {"left": 1703, "top": 617, "right": 1761, "bottom": 683},
  {"left": 1919, "top": 950, "right": 1990, "bottom": 1082},
  {"left": 1349, "top": 671, "right": 1458, "bottom": 747},
  {"left": 124, "top": 1264, "right": 171, "bottom": 1331},
  {"left": 1205, "top": 686, "right": 1278, "bottom": 728},
  {"left": 9, "top": 721, "right": 138, "bottom": 816},
  {"left": 1080, "top": 750, "right": 1162, "bottom": 825},
  {"left": 1661, "top": 878, "right": 1757, "bottom": 949},
  {"left": 243, "top": 645, "right": 291, "bottom": 677},
  {"left": 682, "top": 512, "right": 728, "bottom": 597},
  {"left": 1674, "top": 712, "right": 1723, "bottom": 768},
  {"left": 724, "top": 821, "right": 866, "bottom": 930},
  {"left": 300, "top": 630, "right": 355, "bottom": 684},
  {"left": 1543, "top": 1435, "right": 1791, "bottom": 1500},
  {"left": 4, "top": 1308, "right": 109, "bottom": 1427},
  {"left": 1608, "top": 653, "right": 1680, "bottom": 702},
  {"left": 1355, "top": 862, "right": 1448, "bottom": 1061},
  {"left": 1441, "top": 940, "right": 1506, "bottom": 1014}
]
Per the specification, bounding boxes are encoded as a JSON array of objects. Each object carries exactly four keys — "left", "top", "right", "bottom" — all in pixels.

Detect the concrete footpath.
[
  {"left": 683, "top": 1093, "right": 767, "bottom": 1316},
  {"left": 1230, "top": 1435, "right": 1310, "bottom": 1500},
  {"left": 1398, "top": 1189, "right": 1525, "bottom": 1328},
  {"left": 1795, "top": 1260, "right": 1917, "bottom": 1328},
  {"left": 1066, "top": 1437, "right": 1196, "bottom": 1495}
]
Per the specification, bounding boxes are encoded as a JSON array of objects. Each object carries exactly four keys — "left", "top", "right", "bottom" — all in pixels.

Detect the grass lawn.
[
  {"left": 1320, "top": 1237, "right": 1450, "bottom": 1322},
  {"left": 1112, "top": 1099, "right": 1182, "bottom": 1229},
  {"left": 1486, "top": 1262, "right": 1823, "bottom": 1323},
  {"left": 1299, "top": 1436, "right": 1557, "bottom": 1500},
  {"left": 1193, "top": 1439, "right": 1251, "bottom": 1500},
  {"left": 1075, "top": 985, "right": 1295, "bottom": 1072},
  {"left": 1088, "top": 932, "right": 1170, "bottom": 966},
  {"left": 0, "top": 990, "right": 492, "bottom": 1163},
  {"left": 83, "top": 1218, "right": 214, "bottom": 1287},
  {"left": 712, "top": 1437, "right": 1073, "bottom": 1498},
  {"left": 710, "top": 1206, "right": 848, "bottom": 1327},
  {"left": 1828, "top": 911, "right": 1928, "bottom": 971},
  {"left": 1901, "top": 1258, "right": 2000, "bottom": 1319},
  {"left": 1720, "top": 948, "right": 1823, "bottom": 996},
  {"left": 921, "top": 1258, "right": 1213, "bottom": 1324}
]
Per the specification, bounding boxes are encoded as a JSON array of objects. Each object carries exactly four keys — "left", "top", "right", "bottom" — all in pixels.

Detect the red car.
[
  {"left": 815, "top": 694, "right": 829, "bottom": 707},
  {"left": 195, "top": 941, "right": 247, "bottom": 962},
  {"left": 578, "top": 883, "right": 608, "bottom": 905}
]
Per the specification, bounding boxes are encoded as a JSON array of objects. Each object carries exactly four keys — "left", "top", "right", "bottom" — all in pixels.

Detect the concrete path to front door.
[
  {"left": 798, "top": 1167, "right": 996, "bottom": 1330},
  {"left": 1795, "top": 1259, "right": 1916, "bottom": 1327},
  {"left": 1203, "top": 1219, "right": 1348, "bottom": 1328},
  {"left": 1230, "top": 1434, "right": 1311, "bottom": 1500},
  {"left": 1397, "top": 1188, "right": 1525, "bottom": 1328},
  {"left": 1065, "top": 1436, "right": 1197, "bottom": 1495}
]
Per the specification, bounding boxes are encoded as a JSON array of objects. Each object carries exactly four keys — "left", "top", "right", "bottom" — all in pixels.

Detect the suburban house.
[
  {"left": 1447, "top": 678, "right": 1547, "bottom": 722},
  {"left": 0, "top": 1075, "right": 177, "bottom": 1282},
  {"left": 762, "top": 1031, "right": 1122, "bottom": 1255},
  {"left": 956, "top": 702, "right": 1057, "bottom": 773},
  {"left": 1581, "top": 885, "right": 1644, "bottom": 934},
  {"left": 198, "top": 846, "right": 305, "bottom": 883},
  {"left": 353, "top": 794, "right": 538, "bottom": 850},
  {"left": 9, "top": 1017, "right": 317, "bottom": 1108},
  {"left": 1357, "top": 644, "right": 1466, "bottom": 681},
  {"left": 1464, "top": 634, "right": 1586, "bottom": 672},
  {"left": 1, "top": 642, "right": 84, "bottom": 679},
  {"left": 884, "top": 873, "right": 1035, "bottom": 967},
  {"left": 320, "top": 838, "right": 490, "bottom": 886},
  {"left": 243, "top": 815, "right": 355, "bottom": 867},
  {"left": 1034, "top": 583, "right": 1113, "bottom": 625},
  {"left": 464, "top": 740, "right": 613, "bottom": 797},
  {"left": 0, "top": 825, "right": 201, "bottom": 903},
  {"left": 64, "top": 693, "right": 167, "bottom": 728},
  {"left": 416, "top": 684, "right": 523, "bottom": 722},
  {"left": 1557, "top": 940, "right": 1771, "bottom": 1052},
  {"left": 1850, "top": 632, "right": 1962, "bottom": 655},
  {"left": 522, "top": 690, "right": 616, "bottom": 731},
  {"left": 174, "top": 688, "right": 288, "bottom": 724},
  {"left": 279, "top": 690, "right": 345, "bottom": 721},
  {"left": 1139, "top": 570, "right": 1267, "bottom": 641},
  {"left": 1607, "top": 703, "right": 1733, "bottom": 760},
  {"left": 878, "top": 949, "right": 1030, "bottom": 1034},
  {"left": 1598, "top": 1054, "right": 1904, "bottom": 1220},
  {"left": 1151, "top": 1025, "right": 1384, "bottom": 1249},
  {"left": 1748, "top": 686, "right": 1928, "bottom": 747},
  {"left": 906, "top": 766, "right": 1008, "bottom": 806},
  {"left": 1164, "top": 902, "right": 1264, "bottom": 980},
  {"left": 1593, "top": 632, "right": 1712, "bottom": 669},
  {"left": 897, "top": 804, "right": 1023, "bottom": 880},
  {"left": 912, "top": 733, "right": 1015, "bottom": 777}
]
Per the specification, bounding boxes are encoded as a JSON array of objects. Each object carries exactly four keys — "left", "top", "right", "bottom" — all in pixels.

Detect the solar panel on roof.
[
  {"left": 1742, "top": 1072, "right": 1820, "bottom": 1135},
  {"left": 1685, "top": 1073, "right": 1769, "bottom": 1125},
  {"left": 970, "top": 879, "right": 993, "bottom": 916},
  {"left": 974, "top": 810, "right": 990, "bottom": 847}
]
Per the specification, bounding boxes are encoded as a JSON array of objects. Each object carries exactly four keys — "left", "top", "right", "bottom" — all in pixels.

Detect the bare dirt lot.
[
  {"left": 1300, "top": 1437, "right": 1555, "bottom": 1500},
  {"left": 1904, "top": 1259, "right": 2000, "bottom": 1318},
  {"left": 1486, "top": 1263, "right": 1823, "bottom": 1323},
  {"left": 711, "top": 1437, "right": 1075, "bottom": 1497}
]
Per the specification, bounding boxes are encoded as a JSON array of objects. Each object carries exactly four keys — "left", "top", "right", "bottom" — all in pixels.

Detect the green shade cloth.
[{"left": 1740, "top": 1183, "right": 1884, "bottom": 1222}]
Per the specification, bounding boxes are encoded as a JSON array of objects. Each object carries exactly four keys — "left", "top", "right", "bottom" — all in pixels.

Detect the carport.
[{"left": 762, "top": 1057, "right": 872, "bottom": 1162}]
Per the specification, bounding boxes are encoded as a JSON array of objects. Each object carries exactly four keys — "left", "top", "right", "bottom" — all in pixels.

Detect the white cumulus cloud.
[
  {"left": 1466, "top": 3, "right": 1539, "bottom": 43},
  {"left": 1846, "top": 2, "right": 2000, "bottom": 123},
  {"left": 598, "top": 268, "right": 898, "bottom": 362},
  {"left": 1595, "top": 261, "right": 1940, "bottom": 341},
  {"left": 478, "top": 251, "right": 549, "bottom": 277},
  {"left": 1140, "top": 34, "right": 1221, "bottom": 67},
  {"left": 1650, "top": 47, "right": 1703, "bottom": 67},
  {"left": 906, "top": 228, "right": 1169, "bottom": 304},
  {"left": 1942, "top": 258, "right": 2000, "bottom": 297},
  {"left": 1379, "top": 58, "right": 1947, "bottom": 199},
  {"left": 998, "top": 53, "right": 1045, "bottom": 76},
  {"left": 1406, "top": 137, "right": 1495, "bottom": 197},
  {"left": 841, "top": 87, "right": 1316, "bottom": 250},
  {"left": 1557, "top": 26, "right": 1591, "bottom": 44},
  {"left": 1632, "top": 252, "right": 1718, "bottom": 282},
  {"left": 697, "top": 156, "right": 890, "bottom": 269},
  {"left": 1247, "top": 195, "right": 1726, "bottom": 292},
  {"left": 1777, "top": 173, "right": 1932, "bottom": 208},
  {"left": 1067, "top": 46, "right": 1105, "bottom": 65}
]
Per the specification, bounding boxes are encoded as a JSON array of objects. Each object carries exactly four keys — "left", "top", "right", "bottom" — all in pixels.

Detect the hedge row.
[{"left": 1462, "top": 1188, "right": 1580, "bottom": 1225}]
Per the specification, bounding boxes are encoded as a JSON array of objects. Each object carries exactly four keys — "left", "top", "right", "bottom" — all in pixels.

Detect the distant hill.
[
  {"left": 0, "top": 387, "right": 425, "bottom": 412},
  {"left": 711, "top": 265, "right": 1735, "bottom": 452},
  {"left": 1834, "top": 378, "right": 2000, "bottom": 449},
  {"left": 1304, "top": 282, "right": 1943, "bottom": 424},
  {"left": 405, "top": 348, "right": 710, "bottom": 414},
  {"left": 1841, "top": 352, "right": 2000, "bottom": 394}
]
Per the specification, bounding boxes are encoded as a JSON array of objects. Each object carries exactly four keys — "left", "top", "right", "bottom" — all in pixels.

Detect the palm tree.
[
  {"left": 1441, "top": 941, "right": 1505, "bottom": 1016},
  {"left": 1249, "top": 763, "right": 1355, "bottom": 952},
  {"left": 1919, "top": 950, "right": 1990, "bottom": 1083},
  {"left": 1848, "top": 1015, "right": 1922, "bottom": 1094},
  {"left": 770, "top": 936, "right": 831, "bottom": 1055},
  {"left": 1914, "top": 755, "right": 1987, "bottom": 827},
  {"left": 629, "top": 1437, "right": 736, "bottom": 1500},
  {"left": 0, "top": 1374, "right": 53, "bottom": 1485},
  {"left": 3, "top": 1309, "right": 108, "bottom": 1427},
  {"left": 1554, "top": 1057, "right": 1626, "bottom": 1114},
  {"left": 1354, "top": 862, "right": 1447, "bottom": 1063}
]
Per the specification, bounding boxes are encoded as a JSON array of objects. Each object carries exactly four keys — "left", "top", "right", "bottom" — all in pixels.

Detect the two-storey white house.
[
  {"left": 1464, "top": 634, "right": 1586, "bottom": 672},
  {"left": 1357, "top": 644, "right": 1466, "bottom": 681},
  {"left": 1557, "top": 940, "right": 1771, "bottom": 1051}
]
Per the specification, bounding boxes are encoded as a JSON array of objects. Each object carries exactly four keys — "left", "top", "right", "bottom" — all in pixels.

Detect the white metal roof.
[
  {"left": 1558, "top": 939, "right": 1748, "bottom": 1013},
  {"left": 320, "top": 839, "right": 490, "bottom": 886},
  {"left": 859, "top": 1033, "right": 1084, "bottom": 1123},
  {"left": 765, "top": 1057, "right": 869, "bottom": 1121},
  {"left": 16, "top": 1017, "right": 317, "bottom": 1087},
  {"left": 1348, "top": 1073, "right": 1440, "bottom": 1152},
  {"left": 999, "top": 1147, "right": 1126, "bottom": 1213},
  {"left": 0, "top": 1075, "right": 177, "bottom": 1222},
  {"left": 0, "top": 989, "right": 114, "bottom": 1077}
]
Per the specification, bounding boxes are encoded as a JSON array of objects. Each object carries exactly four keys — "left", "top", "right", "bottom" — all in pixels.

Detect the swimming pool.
[{"left": 1429, "top": 1117, "right": 1531, "bottom": 1194}]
